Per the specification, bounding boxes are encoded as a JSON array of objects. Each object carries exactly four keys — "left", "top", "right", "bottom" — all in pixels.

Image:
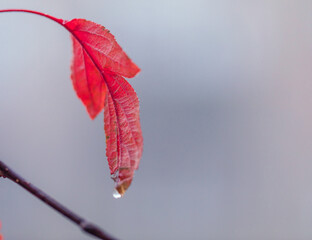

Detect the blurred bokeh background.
[{"left": 1, "top": 0, "right": 312, "bottom": 239}]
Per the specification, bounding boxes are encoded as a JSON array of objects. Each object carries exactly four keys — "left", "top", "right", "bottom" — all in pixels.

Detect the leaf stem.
[
  {"left": 0, "top": 9, "right": 64, "bottom": 25},
  {"left": 0, "top": 160, "right": 116, "bottom": 240}
]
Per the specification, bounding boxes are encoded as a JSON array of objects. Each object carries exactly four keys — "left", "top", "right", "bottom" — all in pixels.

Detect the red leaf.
[
  {"left": 70, "top": 36, "right": 107, "bottom": 119},
  {"left": 65, "top": 19, "right": 140, "bottom": 79},
  {"left": 64, "top": 19, "right": 143, "bottom": 196},
  {"left": 104, "top": 73, "right": 143, "bottom": 197}
]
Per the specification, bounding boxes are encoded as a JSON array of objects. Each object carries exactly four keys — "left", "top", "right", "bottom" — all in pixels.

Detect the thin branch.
[{"left": 0, "top": 160, "right": 116, "bottom": 240}]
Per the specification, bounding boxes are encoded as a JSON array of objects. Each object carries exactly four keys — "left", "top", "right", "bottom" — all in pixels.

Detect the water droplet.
[{"left": 112, "top": 189, "right": 122, "bottom": 199}]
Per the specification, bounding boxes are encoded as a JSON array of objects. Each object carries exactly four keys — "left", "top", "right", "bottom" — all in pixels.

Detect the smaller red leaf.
[{"left": 70, "top": 36, "right": 107, "bottom": 119}]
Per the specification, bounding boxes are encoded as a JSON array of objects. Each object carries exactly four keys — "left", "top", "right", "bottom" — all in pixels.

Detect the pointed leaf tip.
[{"left": 114, "top": 178, "right": 133, "bottom": 198}]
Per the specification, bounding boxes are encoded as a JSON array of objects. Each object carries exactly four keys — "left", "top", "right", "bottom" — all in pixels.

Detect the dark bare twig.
[{"left": 0, "top": 160, "right": 116, "bottom": 240}]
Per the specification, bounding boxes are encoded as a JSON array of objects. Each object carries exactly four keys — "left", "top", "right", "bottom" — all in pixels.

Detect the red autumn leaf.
[
  {"left": 62, "top": 19, "right": 142, "bottom": 196},
  {"left": 63, "top": 18, "right": 143, "bottom": 196},
  {"left": 70, "top": 36, "right": 107, "bottom": 119},
  {"left": 64, "top": 19, "right": 140, "bottom": 79},
  {"left": 104, "top": 73, "right": 143, "bottom": 196}
]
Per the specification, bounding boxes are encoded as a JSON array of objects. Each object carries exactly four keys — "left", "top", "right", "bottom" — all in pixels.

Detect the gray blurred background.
[{"left": 1, "top": 0, "right": 312, "bottom": 239}]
